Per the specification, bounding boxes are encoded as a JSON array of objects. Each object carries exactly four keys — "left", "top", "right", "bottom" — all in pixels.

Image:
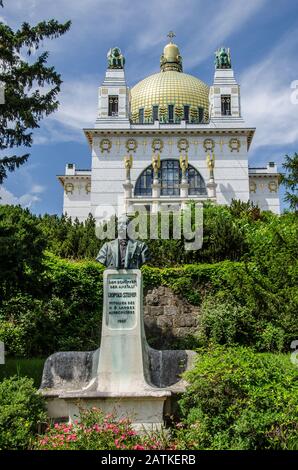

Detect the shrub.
[
  {"left": 198, "top": 294, "right": 255, "bottom": 347},
  {"left": 35, "top": 407, "right": 173, "bottom": 450},
  {"left": 176, "top": 346, "right": 298, "bottom": 450},
  {"left": 0, "top": 376, "right": 46, "bottom": 450}
]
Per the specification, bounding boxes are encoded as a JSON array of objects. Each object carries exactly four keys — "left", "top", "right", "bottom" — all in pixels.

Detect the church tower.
[
  {"left": 209, "top": 47, "right": 242, "bottom": 122},
  {"left": 96, "top": 47, "right": 130, "bottom": 128}
]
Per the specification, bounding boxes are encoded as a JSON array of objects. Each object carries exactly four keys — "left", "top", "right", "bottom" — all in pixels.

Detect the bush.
[
  {"left": 34, "top": 407, "right": 173, "bottom": 450},
  {"left": 198, "top": 294, "right": 255, "bottom": 347},
  {"left": 0, "top": 376, "right": 46, "bottom": 450},
  {"left": 176, "top": 346, "right": 298, "bottom": 450}
]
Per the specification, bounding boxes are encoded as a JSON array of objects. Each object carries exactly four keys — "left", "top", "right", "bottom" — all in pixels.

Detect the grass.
[{"left": 0, "top": 358, "right": 45, "bottom": 388}]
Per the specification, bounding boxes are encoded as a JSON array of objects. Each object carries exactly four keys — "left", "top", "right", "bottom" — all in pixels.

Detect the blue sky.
[{"left": 1, "top": 0, "right": 298, "bottom": 214}]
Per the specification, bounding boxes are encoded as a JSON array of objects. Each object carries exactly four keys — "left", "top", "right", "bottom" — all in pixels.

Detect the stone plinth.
[
  {"left": 40, "top": 270, "right": 197, "bottom": 428},
  {"left": 85, "top": 270, "right": 154, "bottom": 393}
]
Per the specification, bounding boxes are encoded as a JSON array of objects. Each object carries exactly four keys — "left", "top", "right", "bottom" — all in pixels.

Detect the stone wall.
[{"left": 144, "top": 286, "right": 199, "bottom": 349}]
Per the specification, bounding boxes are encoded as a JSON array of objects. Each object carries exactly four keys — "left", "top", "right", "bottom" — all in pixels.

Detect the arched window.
[{"left": 134, "top": 159, "right": 207, "bottom": 197}]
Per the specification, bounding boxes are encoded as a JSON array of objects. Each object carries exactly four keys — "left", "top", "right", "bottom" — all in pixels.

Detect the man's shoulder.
[
  {"left": 102, "top": 239, "right": 118, "bottom": 248},
  {"left": 131, "top": 239, "right": 147, "bottom": 250}
]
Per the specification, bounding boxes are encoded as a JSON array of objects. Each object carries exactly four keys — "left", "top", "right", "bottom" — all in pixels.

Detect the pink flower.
[{"left": 133, "top": 444, "right": 145, "bottom": 450}]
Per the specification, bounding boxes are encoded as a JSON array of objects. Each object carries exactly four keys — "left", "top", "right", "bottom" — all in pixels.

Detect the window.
[
  {"left": 221, "top": 95, "right": 231, "bottom": 116},
  {"left": 153, "top": 105, "right": 159, "bottom": 122},
  {"left": 183, "top": 105, "right": 190, "bottom": 123},
  {"left": 160, "top": 160, "right": 180, "bottom": 195},
  {"left": 188, "top": 166, "right": 206, "bottom": 195},
  {"left": 168, "top": 105, "right": 174, "bottom": 123},
  {"left": 138, "top": 108, "right": 144, "bottom": 124},
  {"left": 134, "top": 166, "right": 152, "bottom": 195},
  {"left": 108, "top": 95, "right": 118, "bottom": 116},
  {"left": 134, "top": 159, "right": 207, "bottom": 197},
  {"left": 198, "top": 107, "right": 204, "bottom": 123}
]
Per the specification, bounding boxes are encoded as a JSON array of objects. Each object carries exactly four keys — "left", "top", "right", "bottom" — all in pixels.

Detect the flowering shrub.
[{"left": 35, "top": 407, "right": 173, "bottom": 450}]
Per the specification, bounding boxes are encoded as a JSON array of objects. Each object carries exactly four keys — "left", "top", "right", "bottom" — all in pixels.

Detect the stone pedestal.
[
  {"left": 41, "top": 270, "right": 174, "bottom": 429},
  {"left": 151, "top": 182, "right": 161, "bottom": 213},
  {"left": 85, "top": 270, "right": 164, "bottom": 393},
  {"left": 180, "top": 182, "right": 189, "bottom": 210},
  {"left": 123, "top": 182, "right": 134, "bottom": 214},
  {"left": 207, "top": 179, "right": 217, "bottom": 199}
]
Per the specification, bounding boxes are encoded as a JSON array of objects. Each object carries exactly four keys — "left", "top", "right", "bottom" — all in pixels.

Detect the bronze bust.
[{"left": 96, "top": 215, "right": 149, "bottom": 269}]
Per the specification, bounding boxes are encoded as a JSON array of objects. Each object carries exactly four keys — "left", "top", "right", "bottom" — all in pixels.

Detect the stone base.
[
  {"left": 43, "top": 390, "right": 170, "bottom": 431},
  {"left": 40, "top": 348, "right": 196, "bottom": 427}
]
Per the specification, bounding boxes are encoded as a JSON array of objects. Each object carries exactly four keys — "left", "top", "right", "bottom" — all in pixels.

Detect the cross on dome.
[{"left": 167, "top": 31, "right": 176, "bottom": 43}]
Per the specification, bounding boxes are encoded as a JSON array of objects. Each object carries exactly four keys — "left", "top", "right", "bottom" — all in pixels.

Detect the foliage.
[
  {"left": 34, "top": 407, "right": 173, "bottom": 450},
  {"left": 0, "top": 243, "right": 297, "bottom": 356},
  {"left": 0, "top": 204, "right": 297, "bottom": 356},
  {"left": 176, "top": 346, "right": 298, "bottom": 450},
  {"left": 0, "top": 255, "right": 104, "bottom": 356},
  {"left": 0, "top": 13, "right": 70, "bottom": 182},
  {"left": 0, "top": 375, "right": 46, "bottom": 450},
  {"left": 0, "top": 205, "right": 46, "bottom": 298},
  {"left": 38, "top": 213, "right": 100, "bottom": 259},
  {"left": 197, "top": 294, "right": 255, "bottom": 347},
  {"left": 280, "top": 153, "right": 298, "bottom": 211}
]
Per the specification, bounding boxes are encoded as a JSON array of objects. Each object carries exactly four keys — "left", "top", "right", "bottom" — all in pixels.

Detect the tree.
[
  {"left": 0, "top": 204, "right": 46, "bottom": 298},
  {"left": 280, "top": 153, "right": 298, "bottom": 212},
  {"left": 0, "top": 8, "right": 70, "bottom": 183}
]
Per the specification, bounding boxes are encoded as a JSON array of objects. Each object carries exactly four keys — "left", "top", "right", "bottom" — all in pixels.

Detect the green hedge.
[
  {"left": 1, "top": 253, "right": 233, "bottom": 357},
  {"left": 0, "top": 251, "right": 297, "bottom": 356}
]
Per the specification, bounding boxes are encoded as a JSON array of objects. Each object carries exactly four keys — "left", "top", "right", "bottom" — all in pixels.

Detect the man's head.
[{"left": 117, "top": 214, "right": 130, "bottom": 239}]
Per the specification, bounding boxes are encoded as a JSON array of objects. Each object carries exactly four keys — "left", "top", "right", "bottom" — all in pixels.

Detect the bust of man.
[{"left": 96, "top": 215, "right": 150, "bottom": 269}]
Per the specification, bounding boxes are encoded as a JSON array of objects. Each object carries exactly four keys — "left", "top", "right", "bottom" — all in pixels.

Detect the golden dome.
[
  {"left": 130, "top": 71, "right": 209, "bottom": 123},
  {"left": 163, "top": 42, "right": 180, "bottom": 61}
]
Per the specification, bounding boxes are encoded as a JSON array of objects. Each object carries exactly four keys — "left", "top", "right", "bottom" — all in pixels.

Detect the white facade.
[{"left": 57, "top": 42, "right": 280, "bottom": 221}]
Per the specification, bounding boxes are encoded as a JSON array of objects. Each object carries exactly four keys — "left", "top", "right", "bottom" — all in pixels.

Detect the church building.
[{"left": 58, "top": 33, "right": 280, "bottom": 221}]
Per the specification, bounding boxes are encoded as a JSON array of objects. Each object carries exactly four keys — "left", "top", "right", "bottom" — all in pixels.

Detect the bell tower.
[
  {"left": 96, "top": 47, "right": 130, "bottom": 127},
  {"left": 209, "top": 47, "right": 243, "bottom": 122}
]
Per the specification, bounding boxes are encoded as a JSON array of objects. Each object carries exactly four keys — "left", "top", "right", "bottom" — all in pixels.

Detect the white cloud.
[
  {"left": 0, "top": 186, "right": 44, "bottom": 208},
  {"left": 31, "top": 184, "right": 45, "bottom": 194},
  {"left": 241, "top": 30, "right": 298, "bottom": 150},
  {"left": 0, "top": 0, "right": 271, "bottom": 146},
  {"left": 52, "top": 77, "right": 97, "bottom": 129},
  {"left": 183, "top": 0, "right": 269, "bottom": 69}
]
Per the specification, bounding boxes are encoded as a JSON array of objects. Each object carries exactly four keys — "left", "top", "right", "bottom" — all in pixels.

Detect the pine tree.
[
  {"left": 0, "top": 4, "right": 70, "bottom": 183},
  {"left": 280, "top": 153, "right": 298, "bottom": 212}
]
